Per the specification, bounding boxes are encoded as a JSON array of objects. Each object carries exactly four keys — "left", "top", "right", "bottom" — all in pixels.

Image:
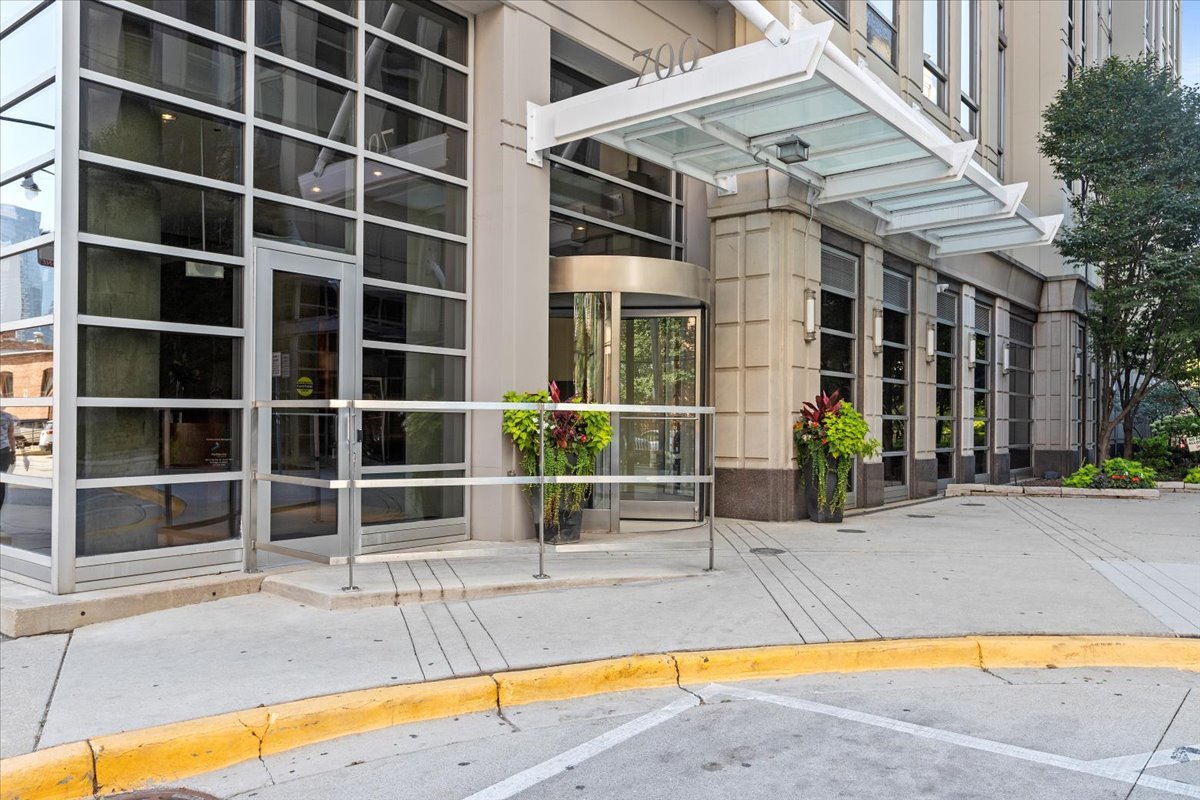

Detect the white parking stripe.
[
  {"left": 1089, "top": 746, "right": 1200, "bottom": 773},
  {"left": 712, "top": 684, "right": 1200, "bottom": 799},
  {"left": 460, "top": 694, "right": 700, "bottom": 800}
]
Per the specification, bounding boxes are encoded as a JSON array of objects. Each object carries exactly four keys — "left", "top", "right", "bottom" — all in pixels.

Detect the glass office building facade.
[{"left": 3, "top": 0, "right": 1173, "bottom": 592}]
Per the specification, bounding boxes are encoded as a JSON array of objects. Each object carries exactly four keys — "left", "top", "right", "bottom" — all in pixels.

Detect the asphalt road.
[{"left": 184, "top": 667, "right": 1200, "bottom": 800}]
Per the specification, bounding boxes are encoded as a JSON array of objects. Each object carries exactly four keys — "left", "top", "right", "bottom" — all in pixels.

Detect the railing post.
[
  {"left": 343, "top": 406, "right": 359, "bottom": 592},
  {"left": 534, "top": 401, "right": 549, "bottom": 579},
  {"left": 707, "top": 409, "right": 716, "bottom": 572}
]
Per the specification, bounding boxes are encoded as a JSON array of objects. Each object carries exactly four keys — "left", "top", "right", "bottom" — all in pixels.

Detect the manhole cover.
[
  {"left": 109, "top": 791, "right": 221, "bottom": 800},
  {"left": 907, "top": 514, "right": 935, "bottom": 518},
  {"left": 837, "top": 528, "right": 866, "bottom": 533},
  {"left": 962, "top": 502, "right": 986, "bottom": 507},
  {"left": 749, "top": 547, "right": 785, "bottom": 556}
]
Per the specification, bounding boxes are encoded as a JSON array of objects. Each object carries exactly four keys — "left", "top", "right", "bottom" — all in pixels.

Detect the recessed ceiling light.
[
  {"left": 372, "top": 169, "right": 383, "bottom": 177},
  {"left": 160, "top": 113, "right": 176, "bottom": 121},
  {"left": 311, "top": 186, "right": 322, "bottom": 193},
  {"left": 574, "top": 225, "right": 586, "bottom": 232}
]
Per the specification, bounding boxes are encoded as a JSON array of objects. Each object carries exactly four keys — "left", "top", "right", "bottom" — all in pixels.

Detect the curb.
[
  {"left": 946, "top": 484, "right": 1160, "bottom": 499},
  {"left": 2, "top": 635, "right": 1197, "bottom": 800}
]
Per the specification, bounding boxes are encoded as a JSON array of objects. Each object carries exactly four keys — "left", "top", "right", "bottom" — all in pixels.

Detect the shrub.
[
  {"left": 1092, "top": 457, "right": 1156, "bottom": 489},
  {"left": 1132, "top": 435, "right": 1172, "bottom": 473},
  {"left": 1151, "top": 413, "right": 1200, "bottom": 440},
  {"left": 1184, "top": 466, "right": 1200, "bottom": 484},
  {"left": 1063, "top": 463, "right": 1098, "bottom": 488}
]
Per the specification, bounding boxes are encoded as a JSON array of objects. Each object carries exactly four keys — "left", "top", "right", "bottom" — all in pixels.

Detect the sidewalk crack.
[
  {"left": 672, "top": 655, "right": 704, "bottom": 705},
  {"left": 490, "top": 676, "right": 520, "bottom": 732},
  {"left": 34, "top": 630, "right": 71, "bottom": 751},
  {"left": 975, "top": 640, "right": 1013, "bottom": 685}
]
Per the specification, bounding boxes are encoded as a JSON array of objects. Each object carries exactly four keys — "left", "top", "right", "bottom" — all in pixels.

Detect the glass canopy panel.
[
  {"left": 638, "top": 126, "right": 721, "bottom": 152},
  {"left": 868, "top": 178, "right": 971, "bottom": 202},
  {"left": 797, "top": 117, "right": 899, "bottom": 151},
  {"left": 807, "top": 142, "right": 930, "bottom": 174},
  {"left": 716, "top": 91, "right": 866, "bottom": 140},
  {"left": 693, "top": 78, "right": 832, "bottom": 121},
  {"left": 873, "top": 185, "right": 988, "bottom": 213},
  {"left": 685, "top": 149, "right": 767, "bottom": 174},
  {"left": 934, "top": 218, "right": 1029, "bottom": 239}
]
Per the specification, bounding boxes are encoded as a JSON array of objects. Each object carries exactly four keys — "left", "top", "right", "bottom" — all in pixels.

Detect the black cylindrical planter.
[{"left": 804, "top": 463, "right": 844, "bottom": 523}]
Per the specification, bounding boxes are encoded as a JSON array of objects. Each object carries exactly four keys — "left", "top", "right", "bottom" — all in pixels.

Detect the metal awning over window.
[{"left": 526, "top": 18, "right": 1059, "bottom": 259}]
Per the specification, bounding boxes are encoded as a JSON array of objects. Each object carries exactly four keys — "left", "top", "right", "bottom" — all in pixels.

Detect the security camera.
[{"left": 935, "top": 283, "right": 950, "bottom": 293}]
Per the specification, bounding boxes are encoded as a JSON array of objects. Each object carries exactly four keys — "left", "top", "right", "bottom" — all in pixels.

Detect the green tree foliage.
[{"left": 1038, "top": 56, "right": 1200, "bottom": 461}]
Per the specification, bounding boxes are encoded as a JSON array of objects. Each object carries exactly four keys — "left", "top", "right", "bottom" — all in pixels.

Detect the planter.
[
  {"left": 525, "top": 488, "right": 584, "bottom": 543},
  {"left": 803, "top": 463, "right": 844, "bottom": 523}
]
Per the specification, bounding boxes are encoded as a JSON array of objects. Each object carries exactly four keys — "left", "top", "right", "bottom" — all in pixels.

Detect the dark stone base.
[
  {"left": 956, "top": 453, "right": 976, "bottom": 484},
  {"left": 859, "top": 462, "right": 884, "bottom": 508},
  {"left": 1034, "top": 449, "right": 1081, "bottom": 479},
  {"left": 992, "top": 452, "right": 1011, "bottom": 485},
  {"left": 715, "top": 467, "right": 803, "bottom": 521},
  {"left": 913, "top": 458, "right": 938, "bottom": 498}
]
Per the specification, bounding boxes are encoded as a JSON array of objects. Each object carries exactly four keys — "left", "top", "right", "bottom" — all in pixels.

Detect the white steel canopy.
[{"left": 527, "top": 16, "right": 1060, "bottom": 259}]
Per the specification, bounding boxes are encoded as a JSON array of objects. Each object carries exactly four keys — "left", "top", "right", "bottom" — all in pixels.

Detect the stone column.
[
  {"left": 911, "top": 265, "right": 939, "bottom": 497},
  {"left": 1032, "top": 276, "right": 1087, "bottom": 476},
  {"left": 468, "top": 5, "right": 551, "bottom": 541}
]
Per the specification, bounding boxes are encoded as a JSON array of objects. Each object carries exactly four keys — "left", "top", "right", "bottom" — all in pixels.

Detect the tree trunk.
[{"left": 1122, "top": 413, "right": 1136, "bottom": 458}]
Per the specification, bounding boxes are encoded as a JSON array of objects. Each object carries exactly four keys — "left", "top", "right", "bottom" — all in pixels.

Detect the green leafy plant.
[
  {"left": 501, "top": 383, "right": 613, "bottom": 527},
  {"left": 1063, "top": 463, "right": 1098, "bottom": 488},
  {"left": 1184, "top": 466, "right": 1200, "bottom": 484},
  {"left": 793, "top": 391, "right": 880, "bottom": 514},
  {"left": 1090, "top": 458, "right": 1157, "bottom": 489},
  {"left": 1151, "top": 413, "right": 1200, "bottom": 441},
  {"left": 1132, "top": 435, "right": 1173, "bottom": 473}
]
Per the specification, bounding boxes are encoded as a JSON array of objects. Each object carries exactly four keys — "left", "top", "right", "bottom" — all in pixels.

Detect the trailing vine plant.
[{"left": 793, "top": 391, "right": 880, "bottom": 513}]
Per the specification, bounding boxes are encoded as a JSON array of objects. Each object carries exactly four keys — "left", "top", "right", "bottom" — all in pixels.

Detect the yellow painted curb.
[
  {"left": 90, "top": 708, "right": 270, "bottom": 795},
  {"left": 673, "top": 637, "right": 981, "bottom": 683},
  {"left": 495, "top": 654, "right": 678, "bottom": 708},
  {"left": 978, "top": 635, "right": 1200, "bottom": 671},
  {"left": 3, "top": 636, "right": 1197, "bottom": 800},
  {"left": 0, "top": 742, "right": 93, "bottom": 800},
  {"left": 261, "top": 676, "right": 498, "bottom": 757}
]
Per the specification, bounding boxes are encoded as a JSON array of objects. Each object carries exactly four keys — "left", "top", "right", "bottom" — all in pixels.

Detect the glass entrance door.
[
  {"left": 619, "top": 312, "right": 700, "bottom": 520},
  {"left": 255, "top": 249, "right": 357, "bottom": 558}
]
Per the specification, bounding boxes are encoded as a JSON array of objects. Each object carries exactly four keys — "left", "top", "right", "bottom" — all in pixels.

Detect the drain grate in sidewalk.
[
  {"left": 749, "top": 547, "right": 786, "bottom": 556},
  {"left": 109, "top": 790, "right": 221, "bottom": 800}
]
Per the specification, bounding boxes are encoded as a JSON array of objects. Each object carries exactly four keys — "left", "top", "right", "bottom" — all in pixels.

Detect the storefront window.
[
  {"left": 365, "top": 35, "right": 467, "bottom": 121},
  {"left": 0, "top": 4, "right": 55, "bottom": 98},
  {"left": 0, "top": 253, "right": 53, "bottom": 324},
  {"left": 934, "top": 289, "right": 958, "bottom": 481},
  {"left": 254, "top": 129, "right": 355, "bottom": 209},
  {"left": 363, "top": 97, "right": 467, "bottom": 179},
  {"left": 256, "top": 62, "right": 354, "bottom": 143},
  {"left": 254, "top": 199, "right": 355, "bottom": 253},
  {"left": 1009, "top": 314, "right": 1034, "bottom": 472},
  {"left": 364, "top": 161, "right": 466, "bottom": 235},
  {"left": 363, "top": 223, "right": 465, "bottom": 293},
  {"left": 128, "top": 0, "right": 244, "bottom": 39},
  {"left": 256, "top": 0, "right": 355, "bottom": 80},
  {"left": 77, "top": 481, "right": 240, "bottom": 556},
  {"left": 362, "top": 287, "right": 465, "bottom": 350},
  {"left": 819, "top": 246, "right": 857, "bottom": 402},
  {"left": 78, "top": 327, "right": 241, "bottom": 399},
  {"left": 881, "top": 269, "right": 910, "bottom": 489},
  {"left": 365, "top": 1, "right": 467, "bottom": 64},
  {"left": 1, "top": 84, "right": 55, "bottom": 170},
  {"left": 973, "top": 301, "right": 992, "bottom": 477},
  {"left": 78, "top": 409, "right": 240, "bottom": 478}
]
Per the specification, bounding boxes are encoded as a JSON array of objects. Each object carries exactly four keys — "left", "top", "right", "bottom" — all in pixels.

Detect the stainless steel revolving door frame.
[{"left": 549, "top": 256, "right": 713, "bottom": 533}]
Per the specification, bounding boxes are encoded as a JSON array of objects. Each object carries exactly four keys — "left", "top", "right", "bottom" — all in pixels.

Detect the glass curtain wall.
[
  {"left": 3, "top": 0, "right": 471, "bottom": 591},
  {"left": 934, "top": 289, "right": 958, "bottom": 485},
  {"left": 881, "top": 269, "right": 910, "bottom": 496},
  {"left": 972, "top": 300, "right": 992, "bottom": 480},
  {"left": 0, "top": 2, "right": 58, "bottom": 575},
  {"left": 548, "top": 61, "right": 684, "bottom": 260},
  {"left": 1008, "top": 312, "right": 1034, "bottom": 475}
]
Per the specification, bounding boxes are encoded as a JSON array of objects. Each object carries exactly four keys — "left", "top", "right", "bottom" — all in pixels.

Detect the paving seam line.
[{"left": 2, "top": 635, "right": 1197, "bottom": 800}]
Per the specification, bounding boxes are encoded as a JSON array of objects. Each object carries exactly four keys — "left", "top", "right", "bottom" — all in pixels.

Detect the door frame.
[{"left": 253, "top": 248, "right": 360, "bottom": 564}]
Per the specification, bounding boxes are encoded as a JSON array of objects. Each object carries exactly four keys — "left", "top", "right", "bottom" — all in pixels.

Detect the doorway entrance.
[
  {"left": 254, "top": 249, "right": 357, "bottom": 562},
  {"left": 548, "top": 255, "right": 711, "bottom": 530}
]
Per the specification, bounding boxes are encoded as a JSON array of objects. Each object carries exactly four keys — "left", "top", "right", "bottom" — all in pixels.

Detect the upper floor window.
[
  {"left": 867, "top": 0, "right": 898, "bottom": 68},
  {"left": 959, "top": 0, "right": 979, "bottom": 134},
  {"left": 923, "top": 0, "right": 948, "bottom": 108},
  {"left": 815, "top": 0, "right": 849, "bottom": 24}
]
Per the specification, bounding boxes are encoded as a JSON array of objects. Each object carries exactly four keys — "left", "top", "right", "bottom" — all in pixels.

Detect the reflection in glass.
[
  {"left": 364, "top": 97, "right": 467, "bottom": 178},
  {"left": 81, "top": 164, "right": 242, "bottom": 254},
  {"left": 820, "top": 334, "right": 853, "bottom": 376},
  {"left": 549, "top": 214, "right": 670, "bottom": 259},
  {"left": 272, "top": 271, "right": 338, "bottom": 401},
  {"left": 820, "top": 375, "right": 853, "bottom": 403},
  {"left": 361, "top": 471, "right": 465, "bottom": 527},
  {"left": 315, "top": 0, "right": 356, "bottom": 15},
  {"left": 78, "top": 409, "right": 240, "bottom": 478},
  {"left": 0, "top": 167, "right": 56, "bottom": 247},
  {"left": 365, "top": 1, "right": 468, "bottom": 63},
  {"left": 77, "top": 481, "right": 240, "bottom": 555},
  {"left": 0, "top": 326, "right": 54, "bottom": 398},
  {"left": 362, "top": 287, "right": 465, "bottom": 349},
  {"left": 363, "top": 223, "right": 465, "bottom": 293},
  {"left": 883, "top": 346, "right": 906, "bottom": 380},
  {"left": 255, "top": 62, "right": 354, "bottom": 143},
  {"left": 254, "top": 199, "right": 355, "bottom": 254},
  {"left": 0, "top": 84, "right": 55, "bottom": 173},
  {"left": 0, "top": 253, "right": 53, "bottom": 324},
  {"left": 79, "top": 246, "right": 241, "bottom": 328},
  {"left": 270, "top": 411, "right": 336, "bottom": 540},
  {"left": 128, "top": 0, "right": 244, "bottom": 39},
  {"left": 936, "top": 420, "right": 954, "bottom": 449},
  {"left": 550, "top": 162, "right": 671, "bottom": 240},
  {"left": 81, "top": 82, "right": 243, "bottom": 182},
  {"left": 254, "top": 129, "right": 354, "bottom": 209},
  {"left": 0, "top": 5, "right": 55, "bottom": 99},
  {"left": 257, "top": 0, "right": 354, "bottom": 79},
  {"left": 821, "top": 292, "right": 854, "bottom": 333},
  {"left": 365, "top": 35, "right": 467, "bottom": 121},
  {"left": 883, "top": 308, "right": 906, "bottom": 343},
  {"left": 936, "top": 355, "right": 953, "bottom": 386},
  {"left": 364, "top": 161, "right": 466, "bottom": 235},
  {"left": 0, "top": 484, "right": 51, "bottom": 555},
  {"left": 883, "top": 455, "right": 905, "bottom": 486},
  {"left": 883, "top": 419, "right": 906, "bottom": 452},
  {"left": 936, "top": 387, "right": 953, "bottom": 417},
  {"left": 82, "top": 2, "right": 243, "bottom": 109},
  {"left": 936, "top": 451, "right": 953, "bottom": 480},
  {"left": 883, "top": 382, "right": 905, "bottom": 416},
  {"left": 362, "top": 412, "right": 464, "bottom": 466},
  {"left": 0, "top": 0, "right": 41, "bottom": 29},
  {"left": 362, "top": 349, "right": 464, "bottom": 401},
  {"left": 78, "top": 327, "right": 241, "bottom": 399}
]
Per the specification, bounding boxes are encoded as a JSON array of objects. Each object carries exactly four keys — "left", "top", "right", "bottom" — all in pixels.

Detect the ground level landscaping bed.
[{"left": 946, "top": 484, "right": 1161, "bottom": 499}]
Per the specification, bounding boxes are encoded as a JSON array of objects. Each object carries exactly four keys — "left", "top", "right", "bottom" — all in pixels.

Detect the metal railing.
[{"left": 249, "top": 400, "right": 717, "bottom": 589}]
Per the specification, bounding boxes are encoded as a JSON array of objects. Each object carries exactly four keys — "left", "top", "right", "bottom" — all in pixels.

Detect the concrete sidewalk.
[{"left": 1, "top": 493, "right": 1197, "bottom": 763}]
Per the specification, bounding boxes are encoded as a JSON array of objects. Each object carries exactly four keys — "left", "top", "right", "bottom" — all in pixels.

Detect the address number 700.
[{"left": 633, "top": 35, "right": 702, "bottom": 88}]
